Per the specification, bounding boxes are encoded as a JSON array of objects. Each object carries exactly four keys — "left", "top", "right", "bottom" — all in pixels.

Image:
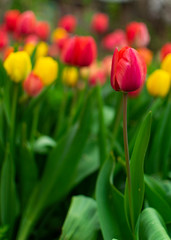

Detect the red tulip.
[
  {"left": 23, "top": 72, "right": 43, "bottom": 97},
  {"left": 16, "top": 11, "right": 36, "bottom": 36},
  {"left": 160, "top": 43, "right": 171, "bottom": 61},
  {"left": 137, "top": 48, "right": 153, "bottom": 66},
  {"left": 110, "top": 47, "right": 147, "bottom": 92},
  {"left": 91, "top": 13, "right": 109, "bottom": 34},
  {"left": 58, "top": 15, "right": 77, "bottom": 33},
  {"left": 102, "top": 30, "right": 128, "bottom": 51},
  {"left": 4, "top": 10, "right": 20, "bottom": 31},
  {"left": 89, "top": 70, "right": 106, "bottom": 86},
  {"left": 0, "top": 30, "right": 8, "bottom": 49},
  {"left": 126, "top": 22, "right": 150, "bottom": 48},
  {"left": 35, "top": 21, "right": 50, "bottom": 41},
  {"left": 62, "top": 36, "right": 97, "bottom": 67}
]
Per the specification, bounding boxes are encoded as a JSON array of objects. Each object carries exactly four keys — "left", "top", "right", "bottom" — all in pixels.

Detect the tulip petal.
[{"left": 110, "top": 48, "right": 120, "bottom": 91}]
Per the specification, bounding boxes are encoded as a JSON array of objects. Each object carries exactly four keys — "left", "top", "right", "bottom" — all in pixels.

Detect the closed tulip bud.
[
  {"left": 137, "top": 48, "right": 153, "bottom": 66},
  {"left": 160, "top": 43, "right": 171, "bottom": 61},
  {"left": 16, "top": 11, "right": 36, "bottom": 36},
  {"left": 23, "top": 72, "right": 43, "bottom": 97},
  {"left": 58, "top": 15, "right": 77, "bottom": 33},
  {"left": 126, "top": 22, "right": 150, "bottom": 48},
  {"left": 4, "top": 51, "right": 32, "bottom": 82},
  {"left": 146, "top": 70, "right": 170, "bottom": 97},
  {"left": 161, "top": 53, "right": 171, "bottom": 76},
  {"left": 102, "top": 30, "right": 128, "bottom": 51},
  {"left": 24, "top": 42, "right": 35, "bottom": 56},
  {"left": 91, "top": 13, "right": 109, "bottom": 34},
  {"left": 35, "top": 42, "right": 48, "bottom": 59},
  {"left": 62, "top": 67, "right": 78, "bottom": 87},
  {"left": 62, "top": 36, "right": 97, "bottom": 67},
  {"left": 33, "top": 57, "right": 58, "bottom": 86},
  {"left": 4, "top": 10, "right": 20, "bottom": 31},
  {"left": 0, "top": 30, "right": 8, "bottom": 49},
  {"left": 35, "top": 21, "right": 50, "bottom": 41},
  {"left": 111, "top": 47, "right": 147, "bottom": 92}
]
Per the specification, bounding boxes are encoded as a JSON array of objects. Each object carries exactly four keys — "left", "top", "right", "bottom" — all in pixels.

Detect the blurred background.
[{"left": 1, "top": 0, "right": 171, "bottom": 52}]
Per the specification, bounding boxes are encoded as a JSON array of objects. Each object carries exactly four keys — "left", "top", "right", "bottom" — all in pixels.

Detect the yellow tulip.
[
  {"left": 161, "top": 53, "right": 171, "bottom": 75},
  {"left": 51, "top": 27, "right": 68, "bottom": 42},
  {"left": 35, "top": 42, "right": 48, "bottom": 59},
  {"left": 4, "top": 51, "right": 32, "bottom": 83},
  {"left": 24, "top": 42, "right": 35, "bottom": 56},
  {"left": 33, "top": 57, "right": 58, "bottom": 86},
  {"left": 62, "top": 67, "right": 78, "bottom": 87},
  {"left": 146, "top": 69, "right": 170, "bottom": 97}
]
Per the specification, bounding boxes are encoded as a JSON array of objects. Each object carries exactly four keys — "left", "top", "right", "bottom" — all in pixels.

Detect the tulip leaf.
[
  {"left": 34, "top": 135, "right": 56, "bottom": 154},
  {"left": 138, "top": 208, "right": 170, "bottom": 240},
  {"left": 59, "top": 195, "right": 99, "bottom": 240},
  {"left": 144, "top": 175, "right": 171, "bottom": 223},
  {"left": 124, "top": 111, "right": 152, "bottom": 230},
  {"left": 0, "top": 60, "right": 7, "bottom": 87},
  {"left": 96, "top": 156, "right": 132, "bottom": 240},
  {"left": 17, "top": 90, "right": 93, "bottom": 240}
]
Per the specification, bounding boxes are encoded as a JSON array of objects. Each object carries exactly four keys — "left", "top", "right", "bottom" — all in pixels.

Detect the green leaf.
[
  {"left": 0, "top": 145, "right": 19, "bottom": 230},
  {"left": 0, "top": 60, "right": 7, "bottom": 87},
  {"left": 144, "top": 175, "right": 171, "bottom": 223},
  {"left": 34, "top": 135, "right": 56, "bottom": 154},
  {"left": 96, "top": 156, "right": 132, "bottom": 240},
  {"left": 138, "top": 208, "right": 170, "bottom": 240},
  {"left": 124, "top": 111, "right": 152, "bottom": 230},
  {"left": 59, "top": 195, "right": 99, "bottom": 240},
  {"left": 17, "top": 90, "right": 93, "bottom": 240}
]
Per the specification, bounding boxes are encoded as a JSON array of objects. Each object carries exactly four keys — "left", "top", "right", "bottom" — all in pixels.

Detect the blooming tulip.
[
  {"left": 137, "top": 48, "right": 153, "bottom": 66},
  {"left": 23, "top": 72, "right": 43, "bottom": 97},
  {"left": 91, "top": 13, "right": 108, "bottom": 34},
  {"left": 33, "top": 57, "right": 58, "bottom": 86},
  {"left": 16, "top": 11, "right": 36, "bottom": 35},
  {"left": 58, "top": 15, "right": 77, "bottom": 33},
  {"left": 146, "top": 69, "right": 170, "bottom": 97},
  {"left": 4, "top": 10, "right": 20, "bottom": 31},
  {"left": 126, "top": 22, "right": 150, "bottom": 48},
  {"left": 0, "top": 30, "right": 8, "bottom": 49},
  {"left": 161, "top": 53, "right": 171, "bottom": 76},
  {"left": 160, "top": 43, "right": 171, "bottom": 61},
  {"left": 110, "top": 47, "right": 147, "bottom": 92},
  {"left": 4, "top": 51, "right": 32, "bottom": 82},
  {"left": 62, "top": 67, "right": 78, "bottom": 87},
  {"left": 62, "top": 36, "right": 97, "bottom": 67},
  {"left": 102, "top": 30, "right": 128, "bottom": 51},
  {"left": 35, "top": 21, "right": 50, "bottom": 41}
]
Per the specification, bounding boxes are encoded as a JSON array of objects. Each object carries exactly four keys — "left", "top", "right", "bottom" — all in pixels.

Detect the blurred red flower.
[{"left": 91, "top": 13, "right": 109, "bottom": 34}]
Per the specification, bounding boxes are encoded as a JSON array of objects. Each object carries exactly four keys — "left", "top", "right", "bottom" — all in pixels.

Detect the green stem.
[
  {"left": 30, "top": 105, "right": 40, "bottom": 148},
  {"left": 123, "top": 93, "right": 134, "bottom": 231},
  {"left": 113, "top": 96, "right": 123, "bottom": 142}
]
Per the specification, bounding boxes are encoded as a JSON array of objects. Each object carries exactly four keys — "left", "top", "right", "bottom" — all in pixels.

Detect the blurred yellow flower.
[
  {"left": 33, "top": 57, "right": 58, "bottom": 86},
  {"left": 62, "top": 67, "right": 78, "bottom": 87},
  {"left": 146, "top": 69, "right": 170, "bottom": 97},
  {"left": 4, "top": 51, "right": 32, "bottom": 83},
  {"left": 161, "top": 53, "right": 171, "bottom": 75},
  {"left": 24, "top": 42, "right": 35, "bottom": 56},
  {"left": 51, "top": 27, "right": 68, "bottom": 42},
  {"left": 35, "top": 42, "right": 48, "bottom": 59}
]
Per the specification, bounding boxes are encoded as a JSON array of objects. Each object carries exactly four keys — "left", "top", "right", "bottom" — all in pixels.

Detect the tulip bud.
[
  {"left": 110, "top": 47, "right": 147, "bottom": 92},
  {"left": 4, "top": 51, "right": 32, "bottom": 82},
  {"left": 35, "top": 42, "right": 48, "bottom": 59},
  {"left": 146, "top": 69, "right": 170, "bottom": 97},
  {"left": 35, "top": 21, "right": 50, "bottom": 41},
  {"left": 160, "top": 43, "right": 171, "bottom": 61},
  {"left": 0, "top": 30, "right": 8, "bottom": 49},
  {"left": 62, "top": 36, "right": 97, "bottom": 67},
  {"left": 126, "top": 22, "right": 150, "bottom": 48},
  {"left": 161, "top": 53, "right": 171, "bottom": 76},
  {"left": 91, "top": 13, "right": 109, "bottom": 34},
  {"left": 102, "top": 30, "right": 128, "bottom": 51},
  {"left": 33, "top": 57, "right": 58, "bottom": 86},
  {"left": 23, "top": 72, "right": 43, "bottom": 97},
  {"left": 137, "top": 48, "right": 153, "bottom": 66},
  {"left": 58, "top": 15, "right": 77, "bottom": 33},
  {"left": 16, "top": 11, "right": 36, "bottom": 36},
  {"left": 62, "top": 67, "right": 78, "bottom": 87},
  {"left": 24, "top": 42, "right": 36, "bottom": 56},
  {"left": 4, "top": 10, "right": 20, "bottom": 31}
]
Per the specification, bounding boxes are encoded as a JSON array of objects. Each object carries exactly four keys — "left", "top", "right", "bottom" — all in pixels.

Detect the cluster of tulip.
[{"left": 0, "top": 7, "right": 170, "bottom": 240}]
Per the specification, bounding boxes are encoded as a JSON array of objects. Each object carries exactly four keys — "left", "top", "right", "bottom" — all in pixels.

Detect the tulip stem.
[{"left": 123, "top": 93, "right": 134, "bottom": 232}]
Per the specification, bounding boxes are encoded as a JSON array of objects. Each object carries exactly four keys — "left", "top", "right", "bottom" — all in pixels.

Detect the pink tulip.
[
  {"left": 91, "top": 13, "right": 109, "bottom": 34},
  {"left": 4, "top": 10, "right": 20, "bottom": 31},
  {"left": 126, "top": 22, "right": 150, "bottom": 48},
  {"left": 58, "top": 15, "right": 77, "bottom": 33},
  {"left": 62, "top": 36, "right": 97, "bottom": 67},
  {"left": 0, "top": 30, "right": 8, "bottom": 49},
  {"left": 35, "top": 21, "right": 50, "bottom": 41},
  {"left": 110, "top": 47, "right": 147, "bottom": 92},
  {"left": 23, "top": 72, "right": 43, "bottom": 97},
  {"left": 16, "top": 11, "right": 36, "bottom": 36},
  {"left": 102, "top": 30, "right": 128, "bottom": 51}
]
